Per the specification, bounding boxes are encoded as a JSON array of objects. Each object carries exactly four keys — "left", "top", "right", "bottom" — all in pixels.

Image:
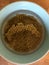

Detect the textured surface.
[{"left": 0, "top": 0, "right": 49, "bottom": 65}]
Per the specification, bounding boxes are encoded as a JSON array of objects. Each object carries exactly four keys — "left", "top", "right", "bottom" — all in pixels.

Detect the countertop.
[{"left": 0, "top": 0, "right": 49, "bottom": 65}]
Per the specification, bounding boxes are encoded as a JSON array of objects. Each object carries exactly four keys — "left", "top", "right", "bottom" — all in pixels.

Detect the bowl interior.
[{"left": 1, "top": 10, "right": 45, "bottom": 54}]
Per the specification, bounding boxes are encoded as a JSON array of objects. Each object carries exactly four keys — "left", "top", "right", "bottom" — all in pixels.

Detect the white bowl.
[{"left": 0, "top": 1, "right": 49, "bottom": 65}]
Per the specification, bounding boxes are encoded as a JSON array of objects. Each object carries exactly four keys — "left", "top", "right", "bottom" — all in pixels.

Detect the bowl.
[{"left": 0, "top": 1, "right": 49, "bottom": 65}]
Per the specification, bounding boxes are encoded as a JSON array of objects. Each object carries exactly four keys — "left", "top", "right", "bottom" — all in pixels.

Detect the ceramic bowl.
[{"left": 0, "top": 1, "right": 49, "bottom": 65}]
